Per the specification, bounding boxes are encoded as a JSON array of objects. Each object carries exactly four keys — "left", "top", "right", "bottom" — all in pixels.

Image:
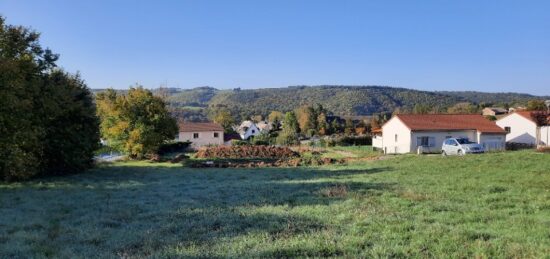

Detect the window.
[
  {"left": 445, "top": 136, "right": 452, "bottom": 139},
  {"left": 444, "top": 139, "right": 458, "bottom": 146},
  {"left": 213, "top": 132, "right": 219, "bottom": 138},
  {"left": 395, "top": 134, "right": 398, "bottom": 142},
  {"left": 505, "top": 127, "right": 511, "bottom": 133},
  {"left": 193, "top": 133, "right": 199, "bottom": 139},
  {"left": 417, "top": 136, "right": 435, "bottom": 147},
  {"left": 251, "top": 129, "right": 255, "bottom": 134}
]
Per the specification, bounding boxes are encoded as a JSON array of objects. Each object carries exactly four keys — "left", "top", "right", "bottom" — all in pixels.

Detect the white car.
[{"left": 442, "top": 138, "right": 484, "bottom": 156}]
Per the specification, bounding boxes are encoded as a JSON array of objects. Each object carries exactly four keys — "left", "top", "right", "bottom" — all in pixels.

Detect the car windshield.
[{"left": 456, "top": 138, "right": 474, "bottom": 144}]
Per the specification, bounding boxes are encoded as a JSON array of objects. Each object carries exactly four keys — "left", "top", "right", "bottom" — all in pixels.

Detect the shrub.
[
  {"left": 338, "top": 136, "right": 372, "bottom": 146},
  {"left": 252, "top": 140, "right": 270, "bottom": 146},
  {"left": 231, "top": 140, "right": 250, "bottom": 146},
  {"left": 506, "top": 142, "right": 535, "bottom": 151},
  {"left": 323, "top": 135, "right": 372, "bottom": 147}
]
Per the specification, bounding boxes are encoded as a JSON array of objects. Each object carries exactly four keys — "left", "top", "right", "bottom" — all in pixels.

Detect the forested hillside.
[
  {"left": 438, "top": 91, "right": 550, "bottom": 105},
  {"left": 95, "top": 85, "right": 548, "bottom": 121},
  {"left": 209, "top": 86, "right": 464, "bottom": 117}
]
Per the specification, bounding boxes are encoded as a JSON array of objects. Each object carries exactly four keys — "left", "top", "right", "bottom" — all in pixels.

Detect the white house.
[
  {"left": 236, "top": 121, "right": 260, "bottom": 140},
  {"left": 496, "top": 111, "right": 550, "bottom": 146},
  {"left": 178, "top": 122, "right": 224, "bottom": 148},
  {"left": 378, "top": 114, "right": 507, "bottom": 154},
  {"left": 235, "top": 120, "right": 273, "bottom": 140}
]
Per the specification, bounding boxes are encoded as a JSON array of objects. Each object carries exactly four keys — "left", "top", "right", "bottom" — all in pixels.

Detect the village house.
[
  {"left": 374, "top": 114, "right": 507, "bottom": 154},
  {"left": 178, "top": 122, "right": 224, "bottom": 148},
  {"left": 496, "top": 111, "right": 550, "bottom": 146},
  {"left": 482, "top": 107, "right": 508, "bottom": 116},
  {"left": 236, "top": 120, "right": 272, "bottom": 140}
]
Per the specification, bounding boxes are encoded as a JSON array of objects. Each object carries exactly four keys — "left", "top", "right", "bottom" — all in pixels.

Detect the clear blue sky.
[{"left": 1, "top": 0, "right": 549, "bottom": 95}]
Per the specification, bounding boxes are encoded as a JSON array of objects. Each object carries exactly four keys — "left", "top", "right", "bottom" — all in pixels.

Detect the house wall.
[
  {"left": 240, "top": 125, "right": 260, "bottom": 140},
  {"left": 381, "top": 117, "right": 411, "bottom": 154},
  {"left": 372, "top": 135, "right": 383, "bottom": 149},
  {"left": 410, "top": 130, "right": 477, "bottom": 153},
  {"left": 541, "top": 126, "right": 550, "bottom": 145},
  {"left": 496, "top": 113, "right": 537, "bottom": 144},
  {"left": 482, "top": 108, "right": 496, "bottom": 116},
  {"left": 179, "top": 131, "right": 224, "bottom": 148}
]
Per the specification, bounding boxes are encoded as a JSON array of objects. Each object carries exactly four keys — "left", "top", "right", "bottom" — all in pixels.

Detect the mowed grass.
[{"left": 1, "top": 151, "right": 549, "bottom": 258}]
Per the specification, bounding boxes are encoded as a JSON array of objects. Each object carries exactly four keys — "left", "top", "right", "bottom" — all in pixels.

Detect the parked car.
[{"left": 442, "top": 138, "right": 484, "bottom": 156}]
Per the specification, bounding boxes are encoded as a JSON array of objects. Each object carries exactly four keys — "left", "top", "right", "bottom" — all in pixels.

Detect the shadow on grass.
[{"left": 0, "top": 164, "right": 395, "bottom": 257}]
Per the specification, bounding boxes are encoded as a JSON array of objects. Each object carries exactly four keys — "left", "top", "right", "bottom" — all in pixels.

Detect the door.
[{"left": 450, "top": 139, "right": 460, "bottom": 154}]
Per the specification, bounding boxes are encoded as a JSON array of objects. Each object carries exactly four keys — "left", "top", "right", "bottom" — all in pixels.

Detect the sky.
[{"left": 1, "top": 0, "right": 549, "bottom": 95}]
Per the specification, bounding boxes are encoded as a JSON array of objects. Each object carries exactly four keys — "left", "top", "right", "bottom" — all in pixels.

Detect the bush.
[
  {"left": 231, "top": 140, "right": 250, "bottom": 146},
  {"left": 158, "top": 141, "right": 191, "bottom": 155},
  {"left": 506, "top": 142, "right": 535, "bottom": 151},
  {"left": 323, "top": 135, "right": 372, "bottom": 147},
  {"left": 252, "top": 140, "right": 270, "bottom": 146}
]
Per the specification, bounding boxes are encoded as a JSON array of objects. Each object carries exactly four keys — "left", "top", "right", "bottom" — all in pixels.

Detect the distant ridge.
[{"left": 93, "top": 85, "right": 549, "bottom": 120}]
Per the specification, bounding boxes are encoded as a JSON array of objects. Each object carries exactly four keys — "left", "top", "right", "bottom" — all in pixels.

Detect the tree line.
[
  {"left": 0, "top": 16, "right": 99, "bottom": 181},
  {"left": 1, "top": 17, "right": 179, "bottom": 181}
]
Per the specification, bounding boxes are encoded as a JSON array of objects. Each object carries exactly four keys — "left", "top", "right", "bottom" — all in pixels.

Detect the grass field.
[{"left": 1, "top": 150, "right": 549, "bottom": 257}]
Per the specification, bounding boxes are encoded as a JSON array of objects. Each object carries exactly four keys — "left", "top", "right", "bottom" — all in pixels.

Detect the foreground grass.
[{"left": 1, "top": 151, "right": 549, "bottom": 258}]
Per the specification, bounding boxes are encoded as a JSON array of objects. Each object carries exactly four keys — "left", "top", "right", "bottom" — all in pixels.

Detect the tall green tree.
[
  {"left": 212, "top": 110, "right": 235, "bottom": 133},
  {"left": 276, "top": 111, "right": 299, "bottom": 145},
  {"left": 344, "top": 118, "right": 354, "bottom": 136},
  {"left": 268, "top": 111, "right": 284, "bottom": 129},
  {"left": 96, "top": 87, "right": 178, "bottom": 159},
  {"left": 413, "top": 104, "right": 430, "bottom": 114},
  {"left": 317, "top": 113, "right": 328, "bottom": 136},
  {"left": 370, "top": 114, "right": 381, "bottom": 130},
  {"left": 526, "top": 100, "right": 547, "bottom": 111},
  {"left": 447, "top": 102, "right": 478, "bottom": 114},
  {"left": 0, "top": 16, "right": 99, "bottom": 181}
]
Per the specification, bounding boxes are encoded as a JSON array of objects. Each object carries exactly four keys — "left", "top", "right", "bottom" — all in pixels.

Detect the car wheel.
[
  {"left": 457, "top": 150, "right": 464, "bottom": 156},
  {"left": 442, "top": 150, "right": 447, "bottom": 156}
]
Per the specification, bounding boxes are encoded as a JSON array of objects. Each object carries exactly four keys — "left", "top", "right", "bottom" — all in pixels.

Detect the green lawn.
[{"left": 1, "top": 151, "right": 549, "bottom": 257}]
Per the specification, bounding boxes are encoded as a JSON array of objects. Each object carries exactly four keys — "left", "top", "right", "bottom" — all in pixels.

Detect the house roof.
[
  {"left": 256, "top": 121, "right": 273, "bottom": 131},
  {"left": 513, "top": 111, "right": 550, "bottom": 126},
  {"left": 224, "top": 133, "right": 241, "bottom": 142},
  {"left": 236, "top": 120, "right": 258, "bottom": 134},
  {"left": 392, "top": 114, "right": 506, "bottom": 134},
  {"left": 484, "top": 107, "right": 508, "bottom": 113},
  {"left": 179, "top": 122, "right": 224, "bottom": 132}
]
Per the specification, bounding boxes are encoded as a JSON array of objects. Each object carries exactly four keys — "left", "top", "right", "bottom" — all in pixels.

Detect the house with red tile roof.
[
  {"left": 376, "top": 114, "right": 507, "bottom": 154},
  {"left": 178, "top": 122, "right": 224, "bottom": 148},
  {"left": 496, "top": 111, "right": 550, "bottom": 146}
]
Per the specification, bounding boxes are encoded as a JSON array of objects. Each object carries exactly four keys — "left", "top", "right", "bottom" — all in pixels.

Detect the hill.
[
  {"left": 438, "top": 91, "right": 550, "bottom": 105},
  {"left": 95, "top": 85, "right": 548, "bottom": 121},
  {"left": 167, "top": 85, "right": 464, "bottom": 119}
]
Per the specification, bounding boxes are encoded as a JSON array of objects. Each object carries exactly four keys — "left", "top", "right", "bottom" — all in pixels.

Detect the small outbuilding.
[
  {"left": 482, "top": 107, "right": 508, "bottom": 116},
  {"left": 379, "top": 114, "right": 507, "bottom": 154}
]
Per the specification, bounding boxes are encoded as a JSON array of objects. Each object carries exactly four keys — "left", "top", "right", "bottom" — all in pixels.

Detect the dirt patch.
[
  {"left": 188, "top": 157, "right": 346, "bottom": 168},
  {"left": 195, "top": 146, "right": 299, "bottom": 159}
]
